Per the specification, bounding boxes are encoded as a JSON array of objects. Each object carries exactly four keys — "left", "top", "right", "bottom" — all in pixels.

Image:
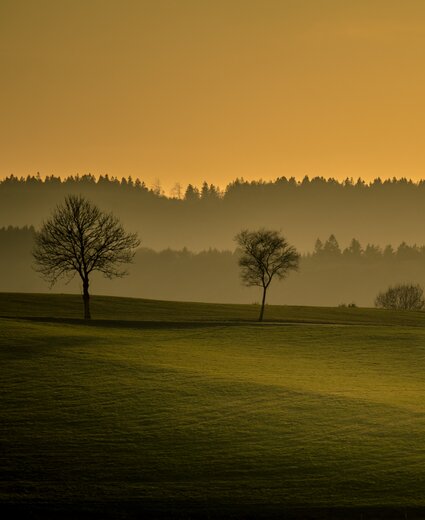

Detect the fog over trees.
[
  {"left": 2, "top": 174, "right": 425, "bottom": 252},
  {"left": 2, "top": 225, "right": 425, "bottom": 307}
]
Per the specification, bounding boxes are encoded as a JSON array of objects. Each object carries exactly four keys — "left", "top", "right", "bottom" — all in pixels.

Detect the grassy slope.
[
  {"left": 1, "top": 291, "right": 424, "bottom": 326},
  {"left": 1, "top": 293, "right": 425, "bottom": 518}
]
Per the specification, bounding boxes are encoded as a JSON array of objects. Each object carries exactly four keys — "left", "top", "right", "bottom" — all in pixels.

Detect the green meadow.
[{"left": 1, "top": 293, "right": 425, "bottom": 518}]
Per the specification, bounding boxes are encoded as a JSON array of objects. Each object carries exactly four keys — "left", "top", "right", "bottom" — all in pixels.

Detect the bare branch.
[
  {"left": 234, "top": 228, "right": 300, "bottom": 289},
  {"left": 33, "top": 194, "right": 141, "bottom": 287},
  {"left": 234, "top": 228, "right": 299, "bottom": 321}
]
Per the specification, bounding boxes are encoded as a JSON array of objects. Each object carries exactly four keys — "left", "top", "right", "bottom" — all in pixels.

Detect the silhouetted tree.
[
  {"left": 235, "top": 229, "right": 300, "bottom": 321},
  {"left": 344, "top": 238, "right": 362, "bottom": 258},
  {"left": 33, "top": 195, "right": 140, "bottom": 319},
  {"left": 375, "top": 283, "right": 425, "bottom": 310},
  {"left": 184, "top": 184, "right": 200, "bottom": 201},
  {"left": 314, "top": 238, "right": 324, "bottom": 256},
  {"left": 170, "top": 182, "right": 183, "bottom": 199},
  {"left": 151, "top": 179, "right": 164, "bottom": 196},
  {"left": 383, "top": 244, "right": 395, "bottom": 259},
  {"left": 201, "top": 182, "right": 220, "bottom": 201},
  {"left": 363, "top": 243, "right": 382, "bottom": 260},
  {"left": 397, "top": 242, "right": 420, "bottom": 260},
  {"left": 201, "top": 181, "right": 210, "bottom": 199},
  {"left": 323, "top": 234, "right": 341, "bottom": 257}
]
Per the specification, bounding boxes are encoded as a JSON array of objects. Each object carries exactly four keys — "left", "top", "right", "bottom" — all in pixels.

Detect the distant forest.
[
  {"left": 2, "top": 174, "right": 425, "bottom": 253},
  {"left": 2, "top": 225, "right": 425, "bottom": 307}
]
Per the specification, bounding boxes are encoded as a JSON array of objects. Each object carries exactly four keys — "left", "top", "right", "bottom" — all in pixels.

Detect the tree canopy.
[
  {"left": 235, "top": 229, "right": 299, "bottom": 321},
  {"left": 375, "top": 283, "right": 425, "bottom": 311},
  {"left": 33, "top": 195, "right": 140, "bottom": 318}
]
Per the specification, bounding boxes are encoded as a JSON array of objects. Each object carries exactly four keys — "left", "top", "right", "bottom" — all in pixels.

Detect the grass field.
[{"left": 1, "top": 293, "right": 425, "bottom": 518}]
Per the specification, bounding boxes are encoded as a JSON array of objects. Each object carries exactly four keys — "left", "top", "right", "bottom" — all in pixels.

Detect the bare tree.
[
  {"left": 375, "top": 283, "right": 425, "bottom": 310},
  {"left": 170, "top": 182, "right": 183, "bottom": 199},
  {"left": 235, "top": 229, "right": 300, "bottom": 321},
  {"left": 33, "top": 195, "right": 140, "bottom": 319}
]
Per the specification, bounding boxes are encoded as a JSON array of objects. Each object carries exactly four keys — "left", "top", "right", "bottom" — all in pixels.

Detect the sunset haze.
[{"left": 2, "top": 0, "right": 425, "bottom": 189}]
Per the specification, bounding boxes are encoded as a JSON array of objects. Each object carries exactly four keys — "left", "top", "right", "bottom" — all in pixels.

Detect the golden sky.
[{"left": 2, "top": 0, "right": 425, "bottom": 191}]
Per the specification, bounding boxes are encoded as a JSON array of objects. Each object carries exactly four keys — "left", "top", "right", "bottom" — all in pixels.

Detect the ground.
[{"left": 1, "top": 294, "right": 425, "bottom": 518}]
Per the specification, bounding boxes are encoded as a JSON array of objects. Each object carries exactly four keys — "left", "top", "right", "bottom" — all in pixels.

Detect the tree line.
[
  {"left": 310, "top": 235, "right": 425, "bottom": 262},
  {"left": 3, "top": 225, "right": 425, "bottom": 263},
  {"left": 2, "top": 222, "right": 425, "bottom": 313},
  {"left": 3, "top": 173, "right": 425, "bottom": 198},
  {"left": 2, "top": 174, "right": 425, "bottom": 252}
]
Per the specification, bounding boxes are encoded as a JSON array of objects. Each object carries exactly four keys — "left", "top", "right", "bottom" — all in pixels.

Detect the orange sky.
[{"left": 1, "top": 0, "right": 425, "bottom": 192}]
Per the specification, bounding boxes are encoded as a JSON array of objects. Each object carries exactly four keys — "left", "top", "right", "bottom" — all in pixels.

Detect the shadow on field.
[
  {"left": 5, "top": 316, "right": 331, "bottom": 330},
  {"left": 10, "top": 316, "right": 258, "bottom": 329},
  {"left": 1, "top": 503, "right": 424, "bottom": 519}
]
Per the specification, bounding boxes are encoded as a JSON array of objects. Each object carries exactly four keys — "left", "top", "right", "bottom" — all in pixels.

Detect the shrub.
[{"left": 375, "top": 283, "right": 425, "bottom": 311}]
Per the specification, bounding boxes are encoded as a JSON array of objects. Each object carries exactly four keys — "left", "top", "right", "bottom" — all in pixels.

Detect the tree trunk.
[
  {"left": 82, "top": 277, "right": 91, "bottom": 320},
  {"left": 259, "top": 286, "right": 267, "bottom": 322}
]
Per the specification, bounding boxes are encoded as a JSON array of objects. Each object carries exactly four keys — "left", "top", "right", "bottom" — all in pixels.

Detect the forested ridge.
[{"left": 2, "top": 174, "right": 425, "bottom": 252}]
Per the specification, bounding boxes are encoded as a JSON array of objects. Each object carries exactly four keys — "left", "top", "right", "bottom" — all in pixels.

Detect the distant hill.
[{"left": 2, "top": 174, "right": 425, "bottom": 252}]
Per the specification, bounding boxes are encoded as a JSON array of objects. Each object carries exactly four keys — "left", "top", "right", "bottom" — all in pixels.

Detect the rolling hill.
[{"left": 1, "top": 293, "right": 425, "bottom": 518}]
